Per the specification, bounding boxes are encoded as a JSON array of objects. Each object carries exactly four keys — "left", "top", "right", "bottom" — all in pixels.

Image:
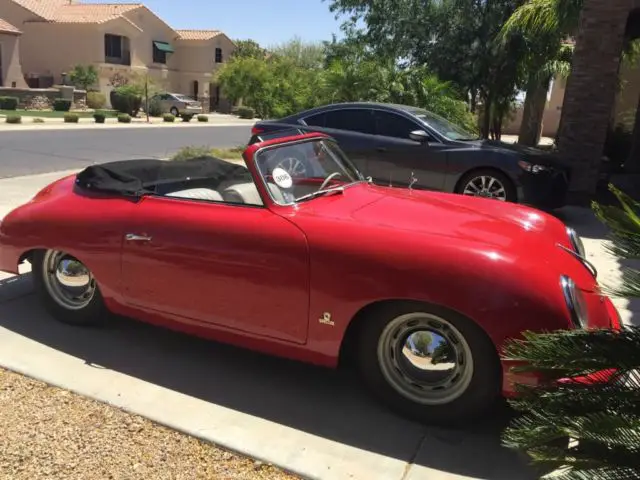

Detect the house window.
[
  {"left": 152, "top": 41, "right": 174, "bottom": 64},
  {"left": 104, "top": 34, "right": 131, "bottom": 65},
  {"left": 215, "top": 48, "right": 223, "bottom": 63}
]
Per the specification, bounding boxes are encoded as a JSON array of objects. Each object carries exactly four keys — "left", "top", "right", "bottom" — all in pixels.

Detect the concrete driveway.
[{"left": 0, "top": 171, "right": 636, "bottom": 480}]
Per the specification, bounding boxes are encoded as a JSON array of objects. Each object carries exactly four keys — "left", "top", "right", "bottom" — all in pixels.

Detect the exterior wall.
[
  {"left": 20, "top": 23, "right": 100, "bottom": 81},
  {"left": 0, "top": 33, "right": 27, "bottom": 88},
  {"left": 121, "top": 7, "right": 178, "bottom": 70}
]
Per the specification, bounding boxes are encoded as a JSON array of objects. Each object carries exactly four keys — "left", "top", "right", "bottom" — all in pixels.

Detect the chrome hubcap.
[
  {"left": 377, "top": 313, "right": 474, "bottom": 405},
  {"left": 276, "top": 157, "right": 308, "bottom": 177},
  {"left": 462, "top": 175, "right": 507, "bottom": 200},
  {"left": 42, "top": 250, "right": 95, "bottom": 310}
]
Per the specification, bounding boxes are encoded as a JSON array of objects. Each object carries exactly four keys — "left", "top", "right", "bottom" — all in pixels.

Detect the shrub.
[
  {"left": 181, "top": 114, "right": 194, "bottom": 122},
  {"left": 110, "top": 85, "right": 142, "bottom": 116},
  {"left": 163, "top": 113, "right": 176, "bottom": 122},
  {"left": 86, "top": 91, "right": 106, "bottom": 109},
  {"left": 117, "top": 113, "right": 132, "bottom": 123},
  {"left": 0, "top": 96, "right": 19, "bottom": 110},
  {"left": 5, "top": 114, "right": 21, "bottom": 124},
  {"left": 147, "top": 98, "right": 163, "bottom": 117},
  {"left": 93, "top": 111, "right": 107, "bottom": 123},
  {"left": 236, "top": 106, "right": 255, "bottom": 119},
  {"left": 63, "top": 113, "right": 80, "bottom": 123},
  {"left": 53, "top": 99, "right": 72, "bottom": 112},
  {"left": 32, "top": 117, "right": 45, "bottom": 123},
  {"left": 197, "top": 114, "right": 209, "bottom": 122},
  {"left": 171, "top": 146, "right": 215, "bottom": 161}
]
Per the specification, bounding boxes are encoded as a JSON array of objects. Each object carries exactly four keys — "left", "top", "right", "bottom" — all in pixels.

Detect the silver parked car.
[{"left": 151, "top": 92, "right": 203, "bottom": 116}]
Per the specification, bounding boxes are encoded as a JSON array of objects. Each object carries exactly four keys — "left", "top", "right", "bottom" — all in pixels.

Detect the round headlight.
[
  {"left": 566, "top": 227, "right": 586, "bottom": 258},
  {"left": 560, "top": 275, "right": 589, "bottom": 328}
]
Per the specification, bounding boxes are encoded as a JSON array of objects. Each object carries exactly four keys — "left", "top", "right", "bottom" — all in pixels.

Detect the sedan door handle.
[
  {"left": 125, "top": 233, "right": 152, "bottom": 242},
  {"left": 376, "top": 147, "right": 387, "bottom": 152}
]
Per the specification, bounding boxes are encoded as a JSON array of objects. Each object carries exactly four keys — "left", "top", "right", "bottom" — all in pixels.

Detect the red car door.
[{"left": 121, "top": 196, "right": 310, "bottom": 344}]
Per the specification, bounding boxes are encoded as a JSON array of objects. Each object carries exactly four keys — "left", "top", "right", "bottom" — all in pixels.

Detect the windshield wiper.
[{"left": 295, "top": 186, "right": 345, "bottom": 203}]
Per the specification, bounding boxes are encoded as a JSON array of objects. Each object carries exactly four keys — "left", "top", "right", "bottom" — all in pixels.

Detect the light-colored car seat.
[
  {"left": 166, "top": 188, "right": 223, "bottom": 202},
  {"left": 221, "top": 182, "right": 286, "bottom": 205}
]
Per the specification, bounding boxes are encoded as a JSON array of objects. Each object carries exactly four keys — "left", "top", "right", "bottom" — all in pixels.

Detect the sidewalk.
[{"left": 0, "top": 112, "right": 256, "bottom": 131}]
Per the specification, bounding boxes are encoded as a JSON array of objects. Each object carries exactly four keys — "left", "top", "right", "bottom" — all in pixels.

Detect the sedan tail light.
[{"left": 251, "top": 125, "right": 264, "bottom": 135}]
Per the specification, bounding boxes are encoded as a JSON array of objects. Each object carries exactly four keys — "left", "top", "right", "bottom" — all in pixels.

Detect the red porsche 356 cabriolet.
[{"left": 0, "top": 130, "right": 621, "bottom": 424}]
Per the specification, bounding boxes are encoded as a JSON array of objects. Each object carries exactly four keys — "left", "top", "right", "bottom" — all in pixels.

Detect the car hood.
[
  {"left": 293, "top": 184, "right": 568, "bottom": 250},
  {"left": 458, "top": 139, "right": 570, "bottom": 169}
]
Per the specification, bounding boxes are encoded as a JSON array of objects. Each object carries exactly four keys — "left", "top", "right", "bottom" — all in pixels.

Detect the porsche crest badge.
[{"left": 318, "top": 312, "right": 334, "bottom": 326}]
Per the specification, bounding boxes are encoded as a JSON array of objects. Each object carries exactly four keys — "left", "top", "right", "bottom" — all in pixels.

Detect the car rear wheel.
[
  {"left": 356, "top": 302, "right": 501, "bottom": 425},
  {"left": 33, "top": 250, "right": 108, "bottom": 326},
  {"left": 457, "top": 169, "right": 516, "bottom": 202},
  {"left": 170, "top": 107, "right": 179, "bottom": 116}
]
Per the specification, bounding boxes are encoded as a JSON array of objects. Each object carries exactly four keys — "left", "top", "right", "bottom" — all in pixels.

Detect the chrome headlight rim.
[
  {"left": 560, "top": 275, "right": 588, "bottom": 328},
  {"left": 566, "top": 227, "right": 586, "bottom": 258}
]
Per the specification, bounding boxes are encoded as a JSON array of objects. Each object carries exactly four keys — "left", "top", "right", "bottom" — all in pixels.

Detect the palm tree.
[{"left": 502, "top": 0, "right": 639, "bottom": 147}]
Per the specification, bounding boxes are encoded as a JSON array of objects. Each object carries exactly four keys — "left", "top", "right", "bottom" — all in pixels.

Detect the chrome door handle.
[{"left": 125, "top": 233, "right": 152, "bottom": 242}]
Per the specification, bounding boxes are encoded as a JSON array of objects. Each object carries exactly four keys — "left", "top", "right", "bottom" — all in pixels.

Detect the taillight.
[{"left": 251, "top": 125, "right": 264, "bottom": 135}]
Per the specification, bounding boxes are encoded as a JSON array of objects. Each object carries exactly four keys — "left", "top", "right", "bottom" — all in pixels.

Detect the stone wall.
[{"left": 0, "top": 87, "right": 87, "bottom": 110}]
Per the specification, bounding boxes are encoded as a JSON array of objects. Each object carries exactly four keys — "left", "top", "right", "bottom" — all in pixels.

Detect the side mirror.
[{"left": 409, "top": 130, "right": 430, "bottom": 143}]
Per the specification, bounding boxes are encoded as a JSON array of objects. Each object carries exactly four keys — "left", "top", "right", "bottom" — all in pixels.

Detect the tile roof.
[
  {"left": 11, "top": 0, "right": 70, "bottom": 20},
  {"left": 176, "top": 29, "right": 221, "bottom": 41},
  {"left": 48, "top": 3, "right": 143, "bottom": 24},
  {"left": 0, "top": 18, "right": 21, "bottom": 34}
]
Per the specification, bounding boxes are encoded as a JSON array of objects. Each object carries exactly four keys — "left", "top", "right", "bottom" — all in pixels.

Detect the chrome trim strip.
[{"left": 557, "top": 243, "right": 598, "bottom": 279}]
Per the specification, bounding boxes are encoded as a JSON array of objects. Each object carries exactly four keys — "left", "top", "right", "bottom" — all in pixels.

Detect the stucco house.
[
  {"left": 0, "top": 17, "right": 27, "bottom": 88},
  {"left": 0, "top": 0, "right": 236, "bottom": 111}
]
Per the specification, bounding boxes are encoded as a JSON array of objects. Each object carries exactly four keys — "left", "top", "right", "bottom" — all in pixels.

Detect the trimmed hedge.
[
  {"left": 117, "top": 113, "right": 132, "bottom": 123},
  {"left": 63, "top": 113, "right": 80, "bottom": 123},
  {"left": 236, "top": 106, "right": 255, "bottom": 119},
  {"left": 53, "top": 99, "right": 72, "bottom": 112},
  {"left": 197, "top": 114, "right": 209, "bottom": 122},
  {"left": 163, "top": 113, "right": 176, "bottom": 122},
  {"left": 93, "top": 111, "right": 107, "bottom": 123},
  {"left": 5, "top": 115, "right": 21, "bottom": 124},
  {"left": 0, "top": 96, "right": 19, "bottom": 110}
]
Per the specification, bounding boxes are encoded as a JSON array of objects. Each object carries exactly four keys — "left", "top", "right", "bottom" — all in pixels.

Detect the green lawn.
[{"left": 0, "top": 109, "right": 118, "bottom": 118}]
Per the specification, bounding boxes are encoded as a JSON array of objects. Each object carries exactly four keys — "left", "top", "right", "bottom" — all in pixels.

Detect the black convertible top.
[{"left": 75, "top": 156, "right": 251, "bottom": 196}]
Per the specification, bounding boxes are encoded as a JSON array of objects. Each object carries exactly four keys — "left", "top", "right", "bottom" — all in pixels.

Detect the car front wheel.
[
  {"left": 33, "top": 250, "right": 108, "bottom": 326},
  {"left": 356, "top": 302, "right": 501, "bottom": 425},
  {"left": 457, "top": 169, "right": 516, "bottom": 202}
]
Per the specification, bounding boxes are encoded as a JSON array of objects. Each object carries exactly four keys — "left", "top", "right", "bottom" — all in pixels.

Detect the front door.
[
  {"left": 121, "top": 195, "right": 310, "bottom": 344},
  {"left": 369, "top": 110, "right": 449, "bottom": 191}
]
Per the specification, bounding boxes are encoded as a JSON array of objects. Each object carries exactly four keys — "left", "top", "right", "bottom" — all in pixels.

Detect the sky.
[{"left": 89, "top": 0, "right": 345, "bottom": 47}]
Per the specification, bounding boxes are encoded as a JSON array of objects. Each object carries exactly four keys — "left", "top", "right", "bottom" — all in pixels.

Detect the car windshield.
[
  {"left": 173, "top": 94, "right": 195, "bottom": 102},
  {"left": 411, "top": 109, "right": 479, "bottom": 141},
  {"left": 254, "top": 139, "right": 364, "bottom": 205}
]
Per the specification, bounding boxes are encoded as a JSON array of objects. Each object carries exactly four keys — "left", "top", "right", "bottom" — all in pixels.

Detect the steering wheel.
[{"left": 318, "top": 172, "right": 342, "bottom": 191}]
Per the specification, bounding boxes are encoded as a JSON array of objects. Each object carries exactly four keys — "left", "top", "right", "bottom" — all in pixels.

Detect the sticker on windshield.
[{"left": 272, "top": 167, "right": 293, "bottom": 188}]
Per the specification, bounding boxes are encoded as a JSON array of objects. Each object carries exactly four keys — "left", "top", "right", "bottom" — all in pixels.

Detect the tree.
[
  {"left": 269, "top": 36, "right": 327, "bottom": 69},
  {"left": 232, "top": 39, "right": 267, "bottom": 59},
  {"left": 327, "top": 0, "right": 528, "bottom": 138},
  {"left": 501, "top": 183, "right": 640, "bottom": 479},
  {"left": 68, "top": 64, "right": 99, "bottom": 91}
]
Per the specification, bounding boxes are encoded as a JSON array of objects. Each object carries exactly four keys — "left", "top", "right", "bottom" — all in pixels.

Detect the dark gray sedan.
[{"left": 250, "top": 102, "right": 571, "bottom": 209}]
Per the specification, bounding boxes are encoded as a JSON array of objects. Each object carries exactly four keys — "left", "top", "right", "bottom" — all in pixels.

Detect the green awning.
[{"left": 153, "top": 41, "right": 174, "bottom": 53}]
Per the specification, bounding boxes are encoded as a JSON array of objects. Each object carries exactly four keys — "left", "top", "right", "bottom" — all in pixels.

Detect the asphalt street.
[{"left": 0, "top": 125, "right": 252, "bottom": 178}]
